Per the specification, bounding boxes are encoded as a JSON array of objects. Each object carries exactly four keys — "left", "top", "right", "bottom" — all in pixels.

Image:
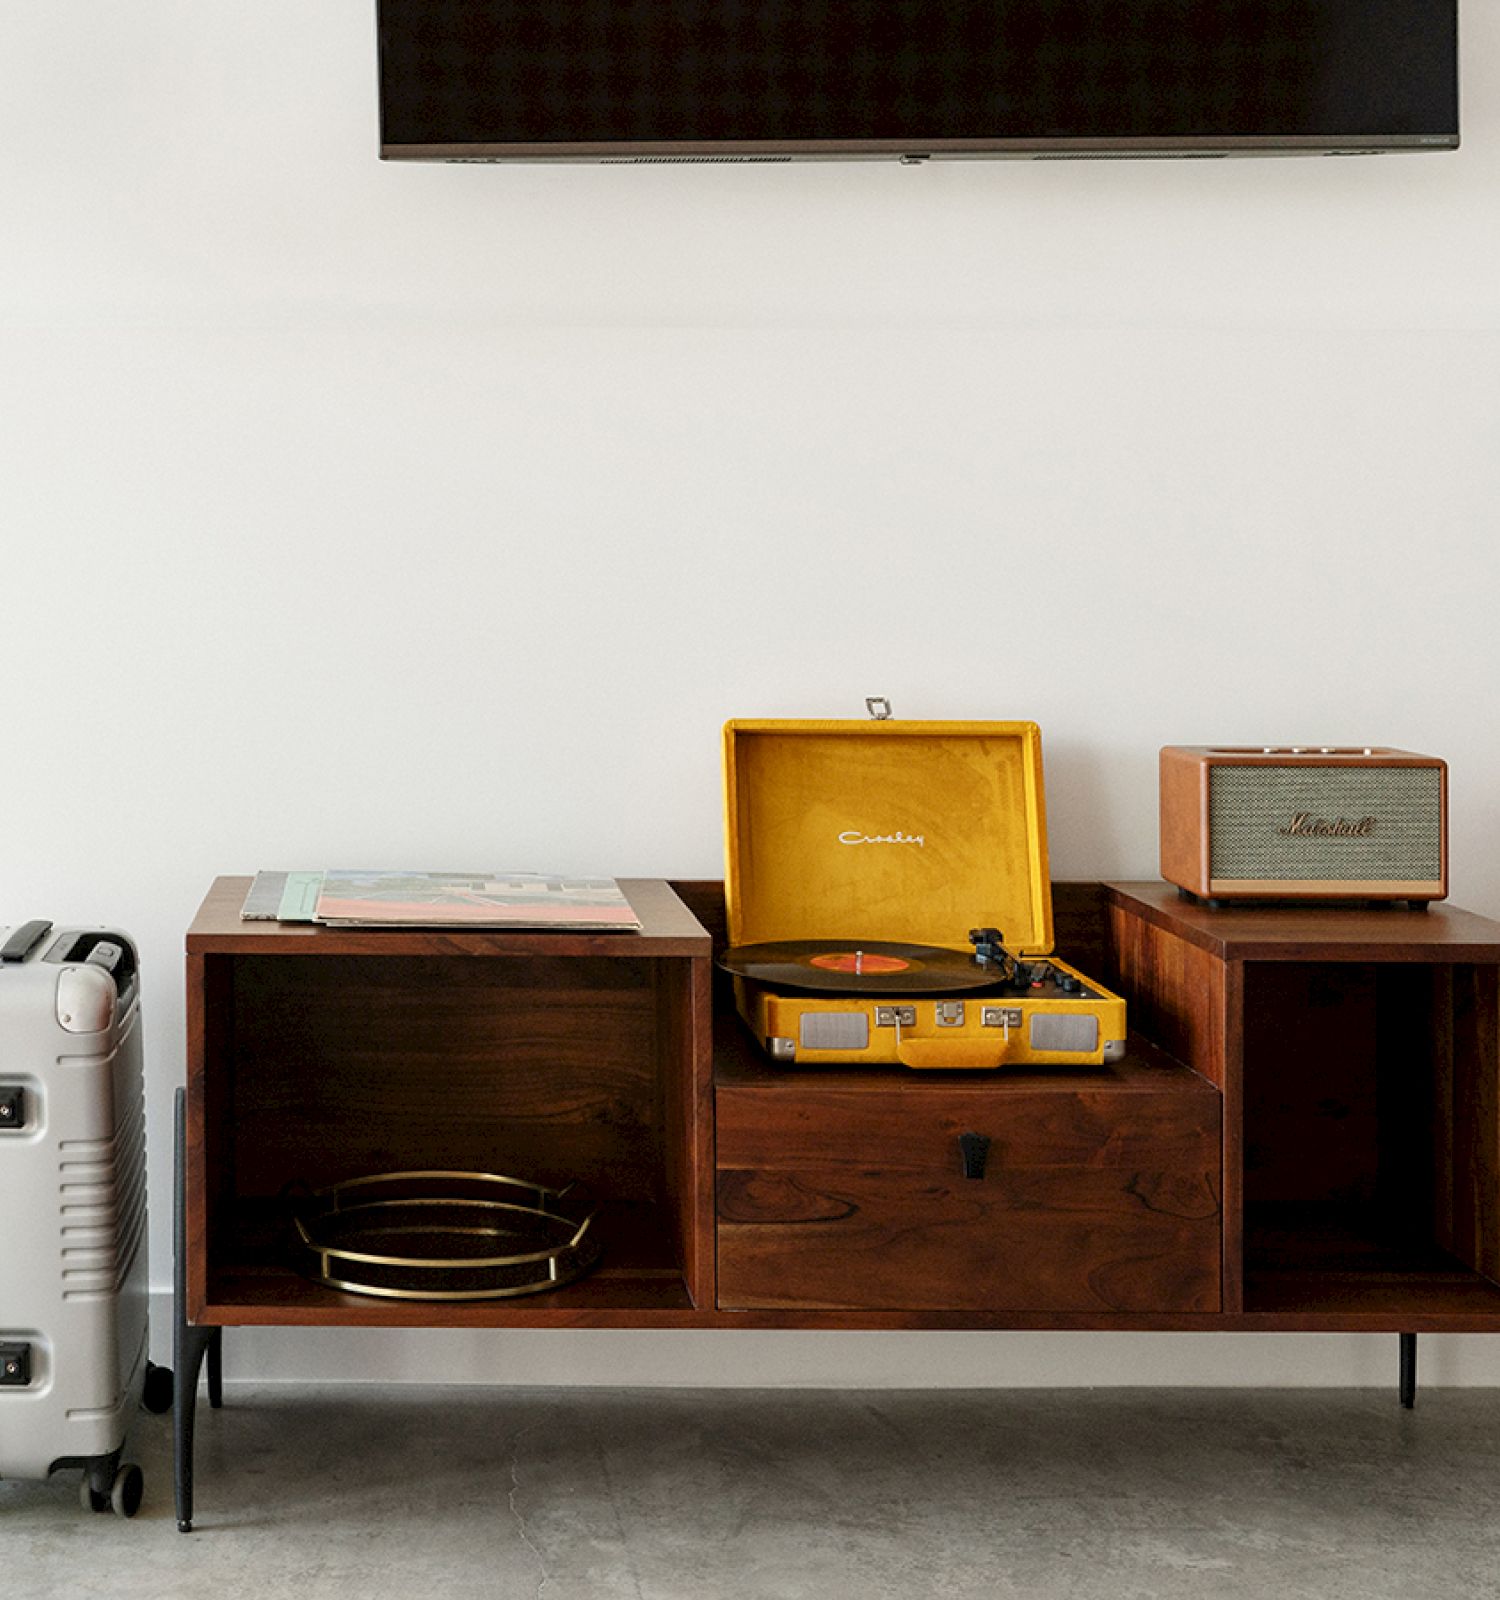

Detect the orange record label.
[{"left": 809, "top": 951, "right": 912, "bottom": 975}]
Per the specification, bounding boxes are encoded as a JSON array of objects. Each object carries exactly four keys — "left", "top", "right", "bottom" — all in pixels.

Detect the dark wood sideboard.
[{"left": 173, "top": 876, "right": 1500, "bottom": 1524}]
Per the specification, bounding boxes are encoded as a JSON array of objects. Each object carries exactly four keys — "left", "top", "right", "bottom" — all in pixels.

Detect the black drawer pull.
[{"left": 958, "top": 1132, "right": 991, "bottom": 1180}]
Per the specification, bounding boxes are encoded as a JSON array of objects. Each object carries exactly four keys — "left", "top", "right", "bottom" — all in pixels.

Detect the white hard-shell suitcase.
[{"left": 0, "top": 920, "right": 170, "bottom": 1516}]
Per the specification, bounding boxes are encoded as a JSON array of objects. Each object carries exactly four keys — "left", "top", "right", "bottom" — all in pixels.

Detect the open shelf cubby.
[
  {"left": 1241, "top": 960, "right": 1500, "bottom": 1321},
  {"left": 1108, "top": 881, "right": 1500, "bottom": 1329},
  {"left": 185, "top": 879, "right": 712, "bottom": 1327}
]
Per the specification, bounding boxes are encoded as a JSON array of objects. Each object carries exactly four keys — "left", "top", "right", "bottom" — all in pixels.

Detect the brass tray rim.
[{"left": 290, "top": 1169, "right": 601, "bottom": 1301}]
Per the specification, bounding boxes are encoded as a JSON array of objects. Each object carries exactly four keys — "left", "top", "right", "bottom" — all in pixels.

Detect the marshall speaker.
[{"left": 1160, "top": 746, "right": 1448, "bottom": 905}]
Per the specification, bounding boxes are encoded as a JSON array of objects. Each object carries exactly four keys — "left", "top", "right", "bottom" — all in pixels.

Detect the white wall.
[{"left": 4, "top": 3, "right": 1500, "bottom": 1386}]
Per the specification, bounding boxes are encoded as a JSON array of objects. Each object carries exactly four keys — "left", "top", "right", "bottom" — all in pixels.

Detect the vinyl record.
[{"left": 718, "top": 940, "right": 998, "bottom": 996}]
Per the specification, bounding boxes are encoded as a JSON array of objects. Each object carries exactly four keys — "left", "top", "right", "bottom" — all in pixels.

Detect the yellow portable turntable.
[{"left": 719, "top": 712, "right": 1126, "bottom": 1070}]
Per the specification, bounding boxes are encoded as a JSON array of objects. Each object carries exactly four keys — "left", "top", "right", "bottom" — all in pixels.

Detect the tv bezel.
[
  {"left": 376, "top": 1, "right": 1460, "bottom": 165},
  {"left": 381, "top": 134, "right": 1459, "bottom": 163}
]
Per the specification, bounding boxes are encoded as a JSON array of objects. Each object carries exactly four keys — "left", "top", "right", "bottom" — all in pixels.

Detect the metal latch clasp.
[{"left": 865, "top": 697, "right": 893, "bottom": 721}]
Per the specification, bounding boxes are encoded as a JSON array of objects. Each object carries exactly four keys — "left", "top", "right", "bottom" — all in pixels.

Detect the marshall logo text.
[{"left": 1278, "top": 813, "right": 1377, "bottom": 838}]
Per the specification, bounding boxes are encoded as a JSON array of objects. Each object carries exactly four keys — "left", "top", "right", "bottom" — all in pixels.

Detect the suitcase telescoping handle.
[{"left": 0, "top": 920, "right": 52, "bottom": 963}]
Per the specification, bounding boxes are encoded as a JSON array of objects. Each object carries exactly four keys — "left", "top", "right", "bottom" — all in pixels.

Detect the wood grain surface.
[
  {"left": 1108, "top": 897, "right": 1241, "bottom": 1310},
  {"left": 182, "top": 877, "right": 1500, "bottom": 1335},
  {"left": 717, "top": 1047, "right": 1221, "bottom": 1315},
  {"left": 1107, "top": 881, "right": 1500, "bottom": 964}
]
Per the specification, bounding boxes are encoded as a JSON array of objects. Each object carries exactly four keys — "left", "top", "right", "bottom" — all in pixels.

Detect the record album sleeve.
[{"left": 312, "top": 871, "right": 641, "bottom": 930}]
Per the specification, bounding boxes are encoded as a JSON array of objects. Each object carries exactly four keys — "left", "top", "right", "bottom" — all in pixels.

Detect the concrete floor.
[{"left": 5, "top": 1386, "right": 1500, "bottom": 1599}]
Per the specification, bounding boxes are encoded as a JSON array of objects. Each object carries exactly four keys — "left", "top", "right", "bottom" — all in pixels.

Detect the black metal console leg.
[
  {"left": 173, "top": 1086, "right": 222, "bottom": 1532},
  {"left": 207, "top": 1327, "right": 224, "bottom": 1410},
  {"left": 1399, "top": 1332, "right": 1417, "bottom": 1409}
]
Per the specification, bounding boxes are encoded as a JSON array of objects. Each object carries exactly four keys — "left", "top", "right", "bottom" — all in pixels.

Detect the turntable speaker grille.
[
  {"left": 799, "top": 1013, "right": 870, "bottom": 1052},
  {"left": 1029, "top": 1013, "right": 1099, "bottom": 1054}
]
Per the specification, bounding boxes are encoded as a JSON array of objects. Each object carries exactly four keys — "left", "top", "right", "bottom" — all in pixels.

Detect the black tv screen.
[{"left": 378, "top": 1, "right": 1459, "bottom": 161}]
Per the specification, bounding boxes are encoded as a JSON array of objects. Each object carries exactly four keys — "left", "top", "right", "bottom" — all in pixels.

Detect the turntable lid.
[{"left": 723, "top": 720, "right": 1054, "bottom": 956}]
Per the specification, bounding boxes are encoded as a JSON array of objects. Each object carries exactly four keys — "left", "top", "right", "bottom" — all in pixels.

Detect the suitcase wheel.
[
  {"left": 142, "top": 1361, "right": 174, "bottom": 1414},
  {"left": 80, "top": 1461, "right": 143, "bottom": 1518},
  {"left": 110, "top": 1463, "right": 143, "bottom": 1518}
]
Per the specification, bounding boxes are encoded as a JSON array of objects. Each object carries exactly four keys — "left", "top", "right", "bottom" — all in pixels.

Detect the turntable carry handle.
[{"left": 894, "top": 1038, "right": 1012, "bottom": 1070}]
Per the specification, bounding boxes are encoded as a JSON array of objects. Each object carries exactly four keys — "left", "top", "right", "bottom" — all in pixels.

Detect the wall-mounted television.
[{"left": 377, "top": 1, "right": 1459, "bottom": 164}]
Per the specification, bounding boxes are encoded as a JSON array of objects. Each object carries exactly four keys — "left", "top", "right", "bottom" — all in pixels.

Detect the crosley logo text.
[
  {"left": 1278, "top": 813, "right": 1376, "bottom": 838},
  {"left": 839, "top": 829, "right": 925, "bottom": 848}
]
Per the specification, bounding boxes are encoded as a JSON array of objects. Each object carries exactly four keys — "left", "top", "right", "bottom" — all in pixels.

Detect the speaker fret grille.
[{"left": 1209, "top": 767, "right": 1442, "bottom": 881}]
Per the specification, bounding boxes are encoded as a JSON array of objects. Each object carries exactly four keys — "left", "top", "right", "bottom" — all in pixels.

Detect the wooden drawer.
[{"left": 716, "top": 1046, "right": 1222, "bottom": 1315}]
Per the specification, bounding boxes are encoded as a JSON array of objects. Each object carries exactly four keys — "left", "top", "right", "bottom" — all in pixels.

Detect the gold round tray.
[{"left": 290, "top": 1170, "right": 601, "bottom": 1301}]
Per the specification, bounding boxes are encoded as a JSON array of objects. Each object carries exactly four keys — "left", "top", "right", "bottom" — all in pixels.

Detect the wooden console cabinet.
[
  {"left": 183, "top": 873, "right": 1500, "bottom": 1332},
  {"left": 175, "top": 875, "right": 1500, "bottom": 1520}
]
